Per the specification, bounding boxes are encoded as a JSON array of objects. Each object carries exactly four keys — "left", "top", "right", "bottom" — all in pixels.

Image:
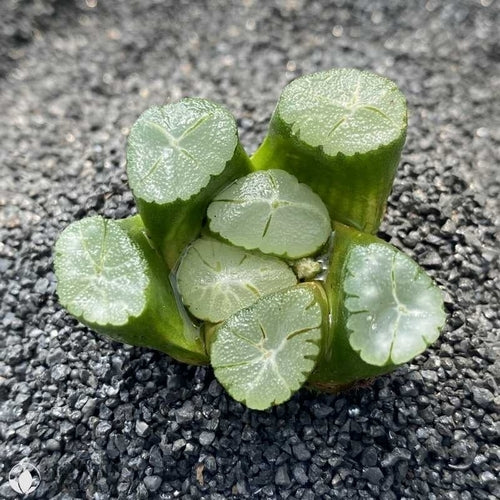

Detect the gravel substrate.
[{"left": 1, "top": 1, "right": 499, "bottom": 498}]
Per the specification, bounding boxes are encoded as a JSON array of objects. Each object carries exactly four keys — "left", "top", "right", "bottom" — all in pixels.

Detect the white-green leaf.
[
  {"left": 207, "top": 169, "right": 331, "bottom": 258},
  {"left": 344, "top": 243, "right": 446, "bottom": 366},
  {"left": 127, "top": 98, "right": 238, "bottom": 204},
  {"left": 210, "top": 283, "right": 325, "bottom": 410},
  {"left": 54, "top": 216, "right": 149, "bottom": 326},
  {"left": 176, "top": 237, "right": 297, "bottom": 323},
  {"left": 277, "top": 68, "right": 407, "bottom": 156}
]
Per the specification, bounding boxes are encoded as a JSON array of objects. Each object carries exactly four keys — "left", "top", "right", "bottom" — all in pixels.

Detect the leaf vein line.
[{"left": 178, "top": 114, "right": 211, "bottom": 141}]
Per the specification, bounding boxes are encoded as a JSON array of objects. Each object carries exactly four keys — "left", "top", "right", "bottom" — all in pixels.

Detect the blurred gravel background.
[{"left": 1, "top": 0, "right": 499, "bottom": 498}]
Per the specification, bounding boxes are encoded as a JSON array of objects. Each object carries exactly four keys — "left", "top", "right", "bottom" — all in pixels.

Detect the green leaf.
[
  {"left": 127, "top": 99, "right": 238, "bottom": 204},
  {"left": 126, "top": 98, "right": 251, "bottom": 267},
  {"left": 176, "top": 237, "right": 297, "bottom": 323},
  {"left": 344, "top": 243, "right": 446, "bottom": 366},
  {"left": 252, "top": 68, "right": 407, "bottom": 234},
  {"left": 276, "top": 68, "right": 407, "bottom": 156},
  {"left": 55, "top": 215, "right": 209, "bottom": 365},
  {"left": 55, "top": 216, "right": 149, "bottom": 326},
  {"left": 309, "top": 223, "right": 446, "bottom": 389},
  {"left": 207, "top": 169, "right": 331, "bottom": 258},
  {"left": 210, "top": 283, "right": 326, "bottom": 410}
]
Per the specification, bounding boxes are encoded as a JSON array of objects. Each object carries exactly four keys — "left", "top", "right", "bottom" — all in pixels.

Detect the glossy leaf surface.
[
  {"left": 176, "top": 237, "right": 297, "bottom": 323},
  {"left": 55, "top": 216, "right": 148, "bottom": 326},
  {"left": 127, "top": 98, "right": 238, "bottom": 204},
  {"left": 344, "top": 243, "right": 446, "bottom": 366},
  {"left": 208, "top": 169, "right": 331, "bottom": 258},
  {"left": 210, "top": 283, "right": 326, "bottom": 410},
  {"left": 276, "top": 68, "right": 406, "bottom": 156}
]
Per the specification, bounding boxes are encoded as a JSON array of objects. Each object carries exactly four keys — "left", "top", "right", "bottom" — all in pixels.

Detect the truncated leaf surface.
[
  {"left": 207, "top": 169, "right": 331, "bottom": 258},
  {"left": 277, "top": 68, "right": 407, "bottom": 156},
  {"left": 127, "top": 98, "right": 237, "bottom": 203},
  {"left": 176, "top": 238, "right": 297, "bottom": 323},
  {"left": 210, "top": 284, "right": 324, "bottom": 410},
  {"left": 344, "top": 243, "right": 445, "bottom": 366},
  {"left": 55, "top": 216, "right": 149, "bottom": 326}
]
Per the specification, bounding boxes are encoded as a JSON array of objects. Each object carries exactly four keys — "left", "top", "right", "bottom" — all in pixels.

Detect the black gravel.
[{"left": 1, "top": 1, "right": 499, "bottom": 498}]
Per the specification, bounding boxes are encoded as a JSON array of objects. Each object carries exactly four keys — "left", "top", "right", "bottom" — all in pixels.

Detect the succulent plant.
[{"left": 54, "top": 68, "right": 445, "bottom": 410}]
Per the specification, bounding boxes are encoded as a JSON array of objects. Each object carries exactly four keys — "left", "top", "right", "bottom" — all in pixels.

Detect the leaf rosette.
[{"left": 54, "top": 69, "right": 446, "bottom": 410}]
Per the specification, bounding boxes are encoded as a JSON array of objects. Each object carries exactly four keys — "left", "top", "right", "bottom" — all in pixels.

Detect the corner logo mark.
[{"left": 9, "top": 460, "right": 41, "bottom": 495}]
